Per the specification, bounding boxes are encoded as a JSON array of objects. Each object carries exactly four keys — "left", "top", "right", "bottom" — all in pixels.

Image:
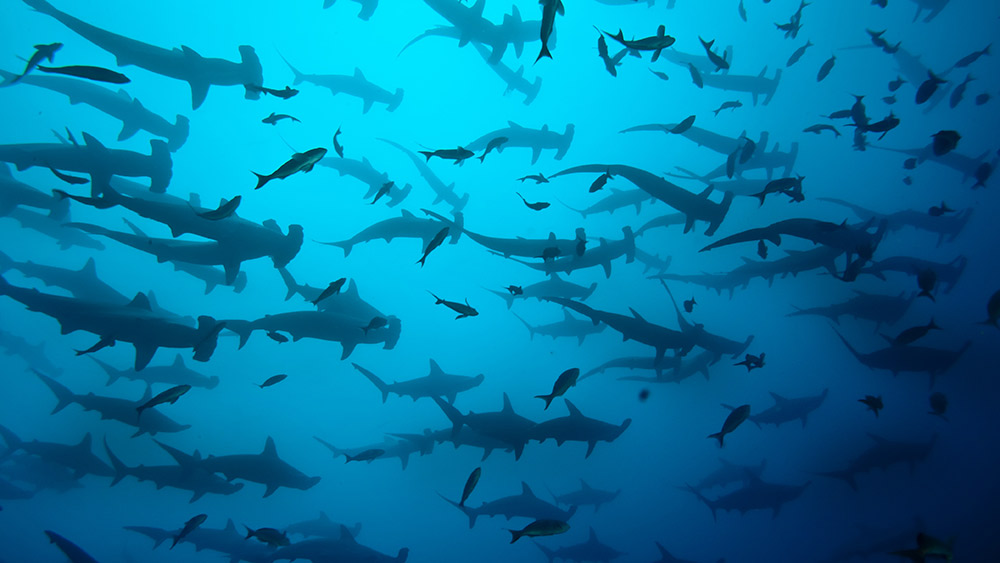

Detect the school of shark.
[{"left": 0, "top": 0, "right": 997, "bottom": 561}]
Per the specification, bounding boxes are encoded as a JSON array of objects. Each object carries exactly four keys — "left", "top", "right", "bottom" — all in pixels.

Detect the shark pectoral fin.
[
  {"left": 530, "top": 147, "right": 541, "bottom": 165},
  {"left": 362, "top": 97, "right": 374, "bottom": 114},
  {"left": 222, "top": 262, "right": 240, "bottom": 286},
  {"left": 585, "top": 441, "right": 597, "bottom": 458},
  {"left": 133, "top": 344, "right": 157, "bottom": 371},
  {"left": 341, "top": 340, "right": 358, "bottom": 359},
  {"left": 188, "top": 80, "right": 210, "bottom": 110},
  {"left": 118, "top": 122, "right": 141, "bottom": 141},
  {"left": 263, "top": 484, "right": 278, "bottom": 498}
]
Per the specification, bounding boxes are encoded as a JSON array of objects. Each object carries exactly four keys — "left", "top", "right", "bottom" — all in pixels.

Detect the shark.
[
  {"left": 314, "top": 435, "right": 432, "bottom": 470},
  {"left": 88, "top": 354, "right": 219, "bottom": 389},
  {"left": 465, "top": 122, "right": 574, "bottom": 165},
  {"left": 187, "top": 436, "right": 321, "bottom": 498},
  {"left": 500, "top": 227, "right": 635, "bottom": 279},
  {"left": 381, "top": 139, "right": 470, "bottom": 212},
  {"left": 323, "top": 0, "right": 379, "bottom": 20},
  {"left": 269, "top": 526, "right": 409, "bottom": 563},
  {"left": 699, "top": 66, "right": 782, "bottom": 105},
  {"left": 0, "top": 162, "right": 68, "bottom": 218},
  {"left": 0, "top": 423, "right": 112, "bottom": 479},
  {"left": 285, "top": 512, "right": 362, "bottom": 539},
  {"left": 683, "top": 477, "right": 810, "bottom": 520},
  {"left": 104, "top": 438, "right": 243, "bottom": 502},
  {"left": 737, "top": 389, "right": 828, "bottom": 428},
  {"left": 316, "top": 156, "right": 412, "bottom": 207},
  {"left": 788, "top": 290, "right": 914, "bottom": 330},
  {"left": 530, "top": 400, "right": 632, "bottom": 458},
  {"left": 834, "top": 331, "right": 970, "bottom": 386},
  {"left": 513, "top": 309, "right": 606, "bottom": 345},
  {"left": 318, "top": 209, "right": 461, "bottom": 257},
  {"left": 471, "top": 42, "right": 542, "bottom": 104},
  {"left": 24, "top": 0, "right": 263, "bottom": 109},
  {"left": 814, "top": 433, "right": 937, "bottom": 491},
  {"left": 353, "top": 359, "right": 484, "bottom": 404},
  {"left": 432, "top": 393, "right": 538, "bottom": 460},
  {"left": 0, "top": 328, "right": 63, "bottom": 376},
  {"left": 486, "top": 274, "right": 596, "bottom": 310},
  {"left": 281, "top": 54, "right": 402, "bottom": 113},
  {"left": 225, "top": 308, "right": 402, "bottom": 360},
  {"left": 536, "top": 527, "right": 625, "bottom": 562},
  {"left": 424, "top": 208, "right": 583, "bottom": 259},
  {"left": 440, "top": 481, "right": 577, "bottom": 528},
  {"left": 550, "top": 479, "right": 620, "bottom": 512}
]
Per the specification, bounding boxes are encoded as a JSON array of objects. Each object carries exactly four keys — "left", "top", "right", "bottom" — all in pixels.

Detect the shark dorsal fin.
[
  {"left": 140, "top": 384, "right": 152, "bottom": 403},
  {"left": 225, "top": 519, "right": 236, "bottom": 533},
  {"left": 353, "top": 68, "right": 365, "bottom": 80},
  {"left": 172, "top": 354, "right": 185, "bottom": 368},
  {"left": 588, "top": 527, "right": 598, "bottom": 543},
  {"left": 339, "top": 524, "right": 356, "bottom": 544},
  {"left": 80, "top": 257, "right": 97, "bottom": 276},
  {"left": 428, "top": 359, "right": 444, "bottom": 377},
  {"left": 579, "top": 478, "right": 591, "bottom": 490},
  {"left": 562, "top": 309, "right": 574, "bottom": 322},
  {"left": 78, "top": 432, "right": 92, "bottom": 451},
  {"left": 565, "top": 400, "right": 583, "bottom": 418},
  {"left": 629, "top": 308, "right": 646, "bottom": 321},
  {"left": 319, "top": 511, "right": 329, "bottom": 521},
  {"left": 521, "top": 482, "right": 535, "bottom": 497},
  {"left": 262, "top": 436, "right": 278, "bottom": 458},
  {"left": 548, "top": 232, "right": 556, "bottom": 241},
  {"left": 127, "top": 293, "right": 152, "bottom": 311},
  {"left": 81, "top": 132, "right": 105, "bottom": 150},
  {"left": 401, "top": 209, "right": 415, "bottom": 218},
  {"left": 501, "top": 393, "right": 514, "bottom": 413},
  {"left": 769, "top": 391, "right": 788, "bottom": 403},
  {"left": 345, "top": 279, "right": 360, "bottom": 299}
]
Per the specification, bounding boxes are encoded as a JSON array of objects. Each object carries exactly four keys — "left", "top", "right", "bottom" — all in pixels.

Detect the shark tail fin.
[
  {"left": 225, "top": 319, "right": 254, "bottom": 349},
  {"left": 438, "top": 493, "right": 478, "bottom": 528},
  {"left": 534, "top": 541, "right": 557, "bottom": 563},
  {"left": 34, "top": 369, "right": 75, "bottom": 414},
  {"left": 103, "top": 437, "right": 128, "bottom": 487},
  {"left": 534, "top": 393, "right": 556, "bottom": 410},
  {"left": 276, "top": 267, "right": 299, "bottom": 301},
  {"left": 193, "top": 316, "right": 224, "bottom": 362},
  {"left": 353, "top": 363, "right": 390, "bottom": 403},
  {"left": 278, "top": 51, "right": 306, "bottom": 85}
]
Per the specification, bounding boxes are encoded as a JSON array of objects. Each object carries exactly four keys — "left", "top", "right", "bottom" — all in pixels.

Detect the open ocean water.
[{"left": 0, "top": 0, "right": 998, "bottom": 561}]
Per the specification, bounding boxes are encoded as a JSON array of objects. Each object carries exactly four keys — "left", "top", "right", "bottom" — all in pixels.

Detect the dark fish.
[
  {"left": 980, "top": 289, "right": 1000, "bottom": 328},
  {"left": 953, "top": 44, "right": 990, "bottom": 68},
  {"left": 683, "top": 298, "right": 696, "bottom": 313},
  {"left": 603, "top": 25, "right": 676, "bottom": 61},
  {"left": 915, "top": 71, "right": 946, "bottom": 104},
  {"left": 687, "top": 63, "right": 703, "bottom": 88},
  {"left": 882, "top": 95, "right": 897, "bottom": 105},
  {"left": 589, "top": 171, "right": 614, "bottom": 193},
  {"left": 858, "top": 395, "right": 883, "bottom": 418},
  {"left": 505, "top": 285, "right": 523, "bottom": 296},
  {"left": 671, "top": 115, "right": 696, "bottom": 134},
  {"left": 902, "top": 176, "right": 913, "bottom": 186},
  {"left": 928, "top": 392, "right": 948, "bottom": 420},
  {"left": 429, "top": 292, "right": 478, "bottom": 319},
  {"left": 738, "top": 0, "right": 748, "bottom": 22},
  {"left": 975, "top": 92, "right": 990, "bottom": 105},
  {"left": 888, "top": 76, "right": 905, "bottom": 91},
  {"left": 333, "top": 127, "right": 345, "bottom": 158},
  {"left": 370, "top": 181, "right": 395, "bottom": 205},
  {"left": 172, "top": 514, "right": 207, "bottom": 549},
  {"left": 974, "top": 162, "right": 993, "bottom": 188},
  {"left": 517, "top": 192, "right": 550, "bottom": 211},
  {"left": 74, "top": 335, "right": 115, "bottom": 356},
  {"left": 312, "top": 278, "right": 347, "bottom": 305},
  {"left": 708, "top": 405, "right": 750, "bottom": 447},
  {"left": 196, "top": 196, "right": 241, "bottom": 221},
  {"left": 258, "top": 374, "right": 288, "bottom": 388},
  {"left": 245, "top": 527, "right": 290, "bottom": 547},
  {"left": 885, "top": 319, "right": 940, "bottom": 347},
  {"left": 518, "top": 173, "right": 549, "bottom": 184},
  {"left": 535, "top": 368, "right": 580, "bottom": 410},
  {"left": 362, "top": 317, "right": 387, "bottom": 335},
  {"left": 903, "top": 158, "right": 918, "bottom": 170},
  {"left": 712, "top": 100, "right": 742, "bottom": 116},
  {"left": 803, "top": 124, "right": 840, "bottom": 137},
  {"left": 417, "top": 227, "right": 450, "bottom": 267},
  {"left": 699, "top": 37, "right": 730, "bottom": 70},
  {"left": 757, "top": 239, "right": 767, "bottom": 259},
  {"left": 931, "top": 130, "right": 960, "bottom": 156},
  {"left": 786, "top": 40, "right": 812, "bottom": 67},
  {"left": 928, "top": 202, "right": 954, "bottom": 216},
  {"left": 734, "top": 353, "right": 765, "bottom": 372},
  {"left": 509, "top": 519, "right": 569, "bottom": 543},
  {"left": 49, "top": 167, "right": 89, "bottom": 185},
  {"left": 419, "top": 147, "right": 474, "bottom": 165},
  {"left": 36, "top": 64, "right": 129, "bottom": 84},
  {"left": 10, "top": 42, "right": 61, "bottom": 83},
  {"left": 917, "top": 268, "right": 937, "bottom": 301},
  {"left": 596, "top": 34, "right": 627, "bottom": 77},
  {"left": 459, "top": 467, "right": 481, "bottom": 507},
  {"left": 536, "top": 0, "right": 565, "bottom": 63},
  {"left": 136, "top": 384, "right": 191, "bottom": 418},
  {"left": 950, "top": 75, "right": 974, "bottom": 108},
  {"left": 649, "top": 69, "right": 670, "bottom": 81},
  {"left": 478, "top": 136, "right": 508, "bottom": 163},
  {"left": 261, "top": 112, "right": 300, "bottom": 125},
  {"left": 639, "top": 388, "right": 650, "bottom": 401},
  {"left": 253, "top": 148, "right": 327, "bottom": 189},
  {"left": 247, "top": 84, "right": 298, "bottom": 99},
  {"left": 266, "top": 331, "right": 289, "bottom": 343},
  {"left": 817, "top": 55, "right": 836, "bottom": 82}
]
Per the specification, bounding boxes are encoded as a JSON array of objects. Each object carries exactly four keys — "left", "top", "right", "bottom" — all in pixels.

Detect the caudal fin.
[
  {"left": 353, "top": 363, "right": 390, "bottom": 403},
  {"left": 252, "top": 172, "right": 270, "bottom": 190},
  {"left": 33, "top": 369, "right": 75, "bottom": 414}
]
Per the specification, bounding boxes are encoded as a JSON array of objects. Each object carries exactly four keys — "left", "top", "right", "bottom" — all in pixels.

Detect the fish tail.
[
  {"left": 535, "top": 43, "right": 552, "bottom": 63},
  {"left": 252, "top": 172, "right": 269, "bottom": 190}
]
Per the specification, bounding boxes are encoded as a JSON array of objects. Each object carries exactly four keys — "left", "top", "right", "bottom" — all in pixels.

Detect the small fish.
[
  {"left": 915, "top": 71, "right": 946, "bottom": 104},
  {"left": 266, "top": 331, "right": 289, "bottom": 343},
  {"left": 817, "top": 55, "right": 836, "bottom": 82},
  {"left": 712, "top": 100, "right": 742, "bottom": 116},
  {"left": 699, "top": 37, "right": 730, "bottom": 71},
  {"left": 49, "top": 167, "right": 89, "bottom": 185},
  {"left": 246, "top": 84, "right": 299, "bottom": 99},
  {"left": 975, "top": 92, "right": 990, "bottom": 105},
  {"left": 734, "top": 353, "right": 765, "bottom": 372},
  {"left": 540, "top": 247, "right": 561, "bottom": 261},
  {"left": 597, "top": 34, "right": 627, "bottom": 77},
  {"left": 786, "top": 41, "right": 812, "bottom": 67},
  {"left": 950, "top": 75, "right": 974, "bottom": 108},
  {"left": 505, "top": 285, "right": 524, "bottom": 296},
  {"left": 974, "top": 161, "right": 993, "bottom": 188},
  {"left": 649, "top": 69, "right": 670, "bottom": 81},
  {"left": 345, "top": 448, "right": 385, "bottom": 463},
  {"left": 261, "top": 112, "right": 300, "bottom": 125},
  {"left": 888, "top": 76, "right": 905, "bottom": 92},
  {"left": 638, "top": 388, "right": 650, "bottom": 402},
  {"left": 803, "top": 124, "right": 840, "bottom": 137},
  {"left": 253, "top": 148, "right": 327, "bottom": 190},
  {"left": 671, "top": 115, "right": 696, "bottom": 134},
  {"left": 931, "top": 130, "right": 960, "bottom": 156},
  {"left": 902, "top": 176, "right": 913, "bottom": 186},
  {"left": 172, "top": 514, "right": 207, "bottom": 549},
  {"left": 36, "top": 64, "right": 129, "bottom": 84},
  {"left": 312, "top": 278, "right": 347, "bottom": 305},
  {"left": 858, "top": 395, "right": 883, "bottom": 418},
  {"left": 687, "top": 63, "right": 703, "bottom": 88},
  {"left": 419, "top": 147, "right": 474, "bottom": 165},
  {"left": 917, "top": 268, "right": 937, "bottom": 301},
  {"left": 258, "top": 374, "right": 288, "bottom": 389},
  {"left": 245, "top": 527, "right": 290, "bottom": 547},
  {"left": 516, "top": 192, "right": 550, "bottom": 211},
  {"left": 882, "top": 95, "right": 897, "bottom": 105},
  {"left": 517, "top": 173, "right": 549, "bottom": 184},
  {"left": 459, "top": 467, "right": 482, "bottom": 507},
  {"left": 509, "top": 520, "right": 570, "bottom": 543},
  {"left": 928, "top": 202, "right": 954, "bottom": 216},
  {"left": 757, "top": 239, "right": 768, "bottom": 259},
  {"left": 536, "top": 0, "right": 565, "bottom": 63},
  {"left": 196, "top": 196, "right": 241, "bottom": 221},
  {"left": 370, "top": 181, "right": 395, "bottom": 205},
  {"left": 136, "top": 384, "right": 191, "bottom": 418},
  {"left": 683, "top": 297, "right": 696, "bottom": 313},
  {"left": 535, "top": 368, "right": 580, "bottom": 410},
  {"left": 429, "top": 292, "right": 479, "bottom": 319},
  {"left": 362, "top": 317, "right": 387, "bottom": 335},
  {"left": 903, "top": 158, "right": 918, "bottom": 170},
  {"left": 74, "top": 335, "right": 115, "bottom": 356},
  {"left": 333, "top": 127, "right": 345, "bottom": 158},
  {"left": 589, "top": 171, "right": 614, "bottom": 193},
  {"left": 11, "top": 42, "right": 62, "bottom": 83},
  {"left": 885, "top": 319, "right": 940, "bottom": 347},
  {"left": 928, "top": 392, "right": 948, "bottom": 421},
  {"left": 738, "top": 0, "right": 747, "bottom": 22},
  {"left": 708, "top": 405, "right": 750, "bottom": 447},
  {"left": 478, "top": 136, "right": 508, "bottom": 163},
  {"left": 953, "top": 44, "right": 991, "bottom": 68},
  {"left": 417, "top": 227, "right": 450, "bottom": 267}
]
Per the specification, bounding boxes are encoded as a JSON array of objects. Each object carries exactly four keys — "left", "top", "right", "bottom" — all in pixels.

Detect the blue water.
[{"left": 0, "top": 0, "right": 998, "bottom": 561}]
